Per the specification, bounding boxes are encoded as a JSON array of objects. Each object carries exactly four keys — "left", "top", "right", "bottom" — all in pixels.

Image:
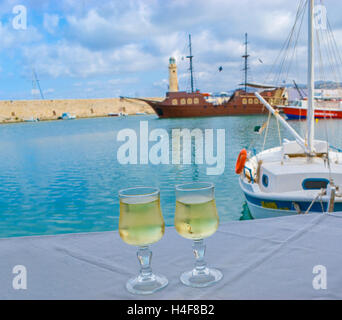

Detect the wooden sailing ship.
[
  {"left": 137, "top": 87, "right": 286, "bottom": 118},
  {"left": 125, "top": 34, "right": 287, "bottom": 118}
]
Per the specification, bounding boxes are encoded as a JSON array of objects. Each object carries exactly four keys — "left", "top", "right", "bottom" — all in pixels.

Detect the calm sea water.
[{"left": 1, "top": 115, "right": 342, "bottom": 238}]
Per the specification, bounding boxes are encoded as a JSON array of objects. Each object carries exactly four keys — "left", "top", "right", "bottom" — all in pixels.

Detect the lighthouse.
[{"left": 168, "top": 57, "right": 178, "bottom": 92}]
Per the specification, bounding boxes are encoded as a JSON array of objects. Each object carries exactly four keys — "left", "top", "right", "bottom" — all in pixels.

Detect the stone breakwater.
[{"left": 0, "top": 97, "right": 162, "bottom": 123}]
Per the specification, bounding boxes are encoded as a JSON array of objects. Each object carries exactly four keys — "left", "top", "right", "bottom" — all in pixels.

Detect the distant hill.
[
  {"left": 285, "top": 81, "right": 342, "bottom": 89},
  {"left": 221, "top": 81, "right": 342, "bottom": 99}
]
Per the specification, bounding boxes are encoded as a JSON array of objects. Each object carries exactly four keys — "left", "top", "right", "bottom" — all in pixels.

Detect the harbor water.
[{"left": 1, "top": 115, "right": 342, "bottom": 238}]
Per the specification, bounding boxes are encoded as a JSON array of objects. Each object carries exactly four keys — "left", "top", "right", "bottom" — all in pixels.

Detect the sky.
[{"left": 0, "top": 0, "right": 342, "bottom": 100}]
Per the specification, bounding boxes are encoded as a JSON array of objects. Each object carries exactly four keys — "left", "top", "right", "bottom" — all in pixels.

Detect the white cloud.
[
  {"left": 31, "top": 88, "right": 39, "bottom": 95},
  {"left": 153, "top": 78, "right": 167, "bottom": 89},
  {"left": 3, "top": 0, "right": 342, "bottom": 99},
  {"left": 108, "top": 78, "right": 138, "bottom": 85},
  {"left": 0, "top": 21, "right": 41, "bottom": 50},
  {"left": 44, "top": 88, "right": 55, "bottom": 94},
  {"left": 49, "top": 0, "right": 307, "bottom": 93},
  {"left": 65, "top": 2, "right": 156, "bottom": 49},
  {"left": 22, "top": 41, "right": 159, "bottom": 78},
  {"left": 43, "top": 13, "right": 60, "bottom": 34}
]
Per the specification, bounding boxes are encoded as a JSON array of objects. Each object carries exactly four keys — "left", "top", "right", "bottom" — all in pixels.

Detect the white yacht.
[{"left": 238, "top": 0, "right": 342, "bottom": 219}]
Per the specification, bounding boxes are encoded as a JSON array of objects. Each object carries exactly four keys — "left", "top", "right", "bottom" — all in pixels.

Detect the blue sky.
[{"left": 0, "top": 0, "right": 342, "bottom": 100}]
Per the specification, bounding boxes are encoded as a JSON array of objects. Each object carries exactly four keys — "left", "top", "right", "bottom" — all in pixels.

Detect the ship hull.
[
  {"left": 143, "top": 89, "right": 286, "bottom": 119},
  {"left": 283, "top": 106, "right": 342, "bottom": 119},
  {"left": 148, "top": 102, "right": 268, "bottom": 118}
]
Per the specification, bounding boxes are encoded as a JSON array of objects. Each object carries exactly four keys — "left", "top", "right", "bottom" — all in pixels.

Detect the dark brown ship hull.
[
  {"left": 125, "top": 88, "right": 286, "bottom": 119},
  {"left": 147, "top": 101, "right": 268, "bottom": 118}
]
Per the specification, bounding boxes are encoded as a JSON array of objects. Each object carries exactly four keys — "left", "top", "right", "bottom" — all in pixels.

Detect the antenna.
[
  {"left": 186, "top": 34, "right": 194, "bottom": 93},
  {"left": 32, "top": 69, "right": 45, "bottom": 100},
  {"left": 242, "top": 33, "right": 249, "bottom": 92}
]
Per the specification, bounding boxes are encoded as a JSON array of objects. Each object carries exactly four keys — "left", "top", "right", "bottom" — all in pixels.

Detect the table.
[{"left": 0, "top": 213, "right": 341, "bottom": 299}]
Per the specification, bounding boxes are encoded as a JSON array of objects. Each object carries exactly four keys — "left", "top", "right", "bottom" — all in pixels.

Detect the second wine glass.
[{"left": 174, "top": 182, "right": 223, "bottom": 287}]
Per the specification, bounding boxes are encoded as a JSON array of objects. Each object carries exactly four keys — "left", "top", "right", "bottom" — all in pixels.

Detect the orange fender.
[{"left": 235, "top": 149, "right": 248, "bottom": 174}]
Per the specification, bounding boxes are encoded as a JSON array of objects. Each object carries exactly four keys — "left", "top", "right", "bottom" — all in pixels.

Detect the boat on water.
[
  {"left": 283, "top": 99, "right": 342, "bottom": 119},
  {"left": 60, "top": 112, "right": 76, "bottom": 120},
  {"left": 137, "top": 85, "right": 287, "bottom": 119},
  {"left": 108, "top": 112, "right": 128, "bottom": 117},
  {"left": 238, "top": 0, "right": 342, "bottom": 219},
  {"left": 23, "top": 117, "right": 39, "bottom": 122},
  {"left": 124, "top": 34, "right": 287, "bottom": 118}
]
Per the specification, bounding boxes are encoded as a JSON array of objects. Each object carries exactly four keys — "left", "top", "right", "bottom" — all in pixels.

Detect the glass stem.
[
  {"left": 137, "top": 246, "right": 153, "bottom": 279},
  {"left": 193, "top": 239, "right": 207, "bottom": 271}
]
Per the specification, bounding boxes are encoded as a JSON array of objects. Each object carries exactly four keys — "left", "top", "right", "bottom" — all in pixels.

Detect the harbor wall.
[{"left": 0, "top": 97, "right": 162, "bottom": 123}]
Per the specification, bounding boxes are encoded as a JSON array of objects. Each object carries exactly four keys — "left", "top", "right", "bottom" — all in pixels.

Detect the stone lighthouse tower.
[{"left": 168, "top": 57, "right": 178, "bottom": 92}]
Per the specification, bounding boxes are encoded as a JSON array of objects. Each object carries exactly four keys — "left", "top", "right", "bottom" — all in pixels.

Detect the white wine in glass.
[
  {"left": 175, "top": 182, "right": 223, "bottom": 287},
  {"left": 120, "top": 195, "right": 165, "bottom": 246},
  {"left": 119, "top": 187, "right": 168, "bottom": 295},
  {"left": 175, "top": 195, "right": 219, "bottom": 240}
]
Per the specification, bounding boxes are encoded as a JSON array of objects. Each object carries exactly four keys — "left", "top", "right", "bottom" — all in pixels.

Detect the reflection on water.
[
  {"left": 0, "top": 115, "right": 341, "bottom": 237},
  {"left": 239, "top": 202, "right": 254, "bottom": 221}
]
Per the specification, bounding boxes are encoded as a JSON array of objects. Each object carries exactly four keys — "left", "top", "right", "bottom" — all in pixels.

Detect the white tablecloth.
[{"left": 0, "top": 213, "right": 341, "bottom": 300}]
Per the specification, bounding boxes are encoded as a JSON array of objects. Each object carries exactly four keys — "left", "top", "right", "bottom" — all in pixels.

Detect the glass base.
[
  {"left": 180, "top": 267, "right": 223, "bottom": 288},
  {"left": 126, "top": 273, "right": 168, "bottom": 295}
]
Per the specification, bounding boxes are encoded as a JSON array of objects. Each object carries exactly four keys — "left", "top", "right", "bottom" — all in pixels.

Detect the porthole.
[
  {"left": 302, "top": 179, "right": 329, "bottom": 190},
  {"left": 262, "top": 174, "right": 269, "bottom": 188}
]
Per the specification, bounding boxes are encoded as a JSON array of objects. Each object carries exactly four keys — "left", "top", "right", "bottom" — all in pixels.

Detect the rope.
[
  {"left": 304, "top": 189, "right": 326, "bottom": 214},
  {"left": 262, "top": 111, "right": 272, "bottom": 152},
  {"left": 264, "top": 0, "right": 307, "bottom": 86},
  {"left": 275, "top": 111, "right": 282, "bottom": 146}
]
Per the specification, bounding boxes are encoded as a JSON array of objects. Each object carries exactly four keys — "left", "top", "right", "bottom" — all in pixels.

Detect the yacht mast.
[{"left": 307, "top": 0, "right": 315, "bottom": 153}]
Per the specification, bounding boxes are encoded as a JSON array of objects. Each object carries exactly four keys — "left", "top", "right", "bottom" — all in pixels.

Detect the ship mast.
[
  {"left": 186, "top": 34, "right": 194, "bottom": 93},
  {"left": 242, "top": 33, "right": 249, "bottom": 92},
  {"left": 307, "top": 0, "right": 315, "bottom": 153}
]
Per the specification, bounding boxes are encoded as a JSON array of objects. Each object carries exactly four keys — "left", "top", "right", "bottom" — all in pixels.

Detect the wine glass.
[
  {"left": 174, "top": 182, "right": 223, "bottom": 287},
  {"left": 119, "top": 187, "right": 168, "bottom": 295}
]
